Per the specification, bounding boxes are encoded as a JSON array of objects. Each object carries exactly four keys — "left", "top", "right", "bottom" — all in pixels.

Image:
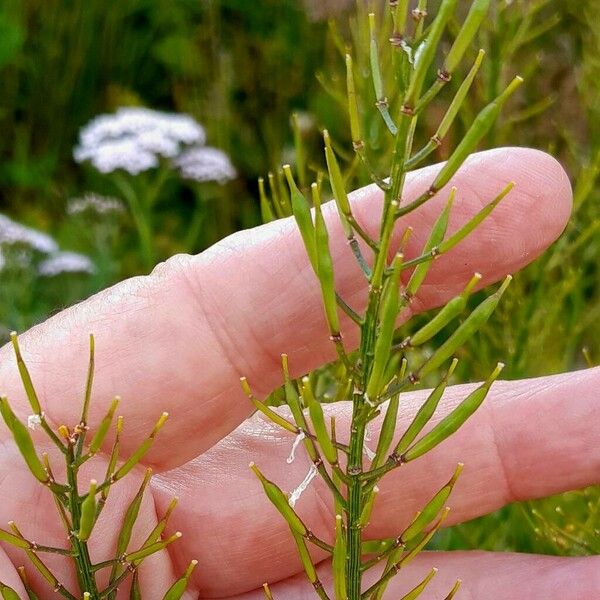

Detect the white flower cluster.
[
  {"left": 0, "top": 214, "right": 58, "bottom": 254},
  {"left": 38, "top": 251, "right": 95, "bottom": 277},
  {"left": 67, "top": 193, "right": 124, "bottom": 216},
  {"left": 74, "top": 107, "right": 236, "bottom": 183}
]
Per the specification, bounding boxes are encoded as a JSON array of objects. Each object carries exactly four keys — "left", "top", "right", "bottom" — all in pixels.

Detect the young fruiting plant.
[
  {"left": 0, "top": 333, "right": 195, "bottom": 599},
  {"left": 248, "top": 1, "right": 520, "bottom": 598}
]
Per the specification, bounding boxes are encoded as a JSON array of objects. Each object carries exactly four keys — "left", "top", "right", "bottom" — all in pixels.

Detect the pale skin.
[{"left": 0, "top": 147, "right": 598, "bottom": 599}]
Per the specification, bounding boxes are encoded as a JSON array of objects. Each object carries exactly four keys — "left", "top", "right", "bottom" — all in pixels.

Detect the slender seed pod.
[
  {"left": 406, "top": 190, "right": 455, "bottom": 298},
  {"left": 114, "top": 413, "right": 168, "bottom": 481},
  {"left": 89, "top": 397, "right": 120, "bottom": 455},
  {"left": 394, "top": 359, "right": 458, "bottom": 456},
  {"left": 78, "top": 480, "right": 98, "bottom": 541},
  {"left": 262, "top": 584, "right": 274, "bottom": 600},
  {"left": 130, "top": 571, "right": 142, "bottom": 600},
  {"left": 0, "top": 528, "right": 30, "bottom": 550},
  {"left": 444, "top": 580, "right": 462, "bottom": 599},
  {"left": 258, "top": 178, "right": 275, "bottom": 223},
  {"left": 161, "top": 560, "right": 198, "bottom": 600},
  {"left": 359, "top": 486, "right": 379, "bottom": 528},
  {"left": 345, "top": 54, "right": 362, "bottom": 147},
  {"left": 125, "top": 532, "right": 182, "bottom": 563},
  {"left": 304, "top": 381, "right": 337, "bottom": 465},
  {"left": 240, "top": 377, "right": 298, "bottom": 434},
  {"left": 367, "top": 253, "right": 403, "bottom": 399},
  {"left": 430, "top": 77, "right": 523, "bottom": 192},
  {"left": 17, "top": 567, "right": 39, "bottom": 600},
  {"left": 142, "top": 497, "right": 178, "bottom": 547},
  {"left": 405, "top": 363, "right": 505, "bottom": 461},
  {"left": 381, "top": 352, "right": 402, "bottom": 391},
  {"left": 419, "top": 276, "right": 512, "bottom": 378},
  {"left": 250, "top": 463, "right": 308, "bottom": 536},
  {"left": 291, "top": 113, "right": 308, "bottom": 190},
  {"left": 0, "top": 583, "right": 21, "bottom": 600},
  {"left": 444, "top": 0, "right": 491, "bottom": 73},
  {"left": 282, "top": 355, "right": 308, "bottom": 429},
  {"left": 399, "top": 568, "right": 438, "bottom": 600},
  {"left": 10, "top": 332, "right": 41, "bottom": 415},
  {"left": 323, "top": 132, "right": 352, "bottom": 227},
  {"left": 314, "top": 186, "right": 341, "bottom": 334},
  {"left": 283, "top": 165, "right": 317, "bottom": 270},
  {"left": 371, "top": 393, "right": 400, "bottom": 469},
  {"left": 0, "top": 398, "right": 47, "bottom": 483},
  {"left": 291, "top": 531, "right": 318, "bottom": 584},
  {"left": 332, "top": 515, "right": 347, "bottom": 600},
  {"left": 267, "top": 172, "right": 285, "bottom": 219},
  {"left": 408, "top": 273, "right": 482, "bottom": 347},
  {"left": 404, "top": 0, "right": 458, "bottom": 108},
  {"left": 401, "top": 464, "right": 463, "bottom": 541},
  {"left": 437, "top": 183, "right": 514, "bottom": 254},
  {"left": 392, "top": 0, "right": 410, "bottom": 38}
]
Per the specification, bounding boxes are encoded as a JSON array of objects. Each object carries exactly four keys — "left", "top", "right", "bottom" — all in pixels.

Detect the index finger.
[{"left": 0, "top": 147, "right": 572, "bottom": 470}]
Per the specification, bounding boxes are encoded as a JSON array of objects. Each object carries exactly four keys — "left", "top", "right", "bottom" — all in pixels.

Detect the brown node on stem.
[{"left": 437, "top": 69, "right": 451, "bottom": 83}]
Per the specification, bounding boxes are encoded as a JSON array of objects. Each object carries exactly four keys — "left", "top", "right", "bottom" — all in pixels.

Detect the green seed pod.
[
  {"left": 405, "top": 363, "right": 504, "bottom": 461},
  {"left": 125, "top": 532, "right": 182, "bottom": 563},
  {"left": 161, "top": 560, "right": 198, "bottom": 600},
  {"left": 263, "top": 583, "right": 274, "bottom": 600},
  {"left": 10, "top": 333, "right": 41, "bottom": 415},
  {"left": 323, "top": 132, "right": 352, "bottom": 231},
  {"left": 89, "top": 397, "right": 120, "bottom": 455},
  {"left": 258, "top": 178, "right": 275, "bottom": 223},
  {"left": 399, "top": 568, "right": 438, "bottom": 600},
  {"left": 281, "top": 355, "right": 307, "bottom": 429},
  {"left": 78, "top": 479, "right": 98, "bottom": 541},
  {"left": 367, "top": 253, "right": 403, "bottom": 399},
  {"left": 371, "top": 392, "right": 400, "bottom": 469},
  {"left": 115, "top": 413, "right": 168, "bottom": 481},
  {"left": 332, "top": 515, "right": 347, "bottom": 600},
  {"left": 291, "top": 531, "right": 318, "bottom": 584},
  {"left": 438, "top": 183, "right": 514, "bottom": 254},
  {"left": 444, "top": 0, "right": 490, "bottom": 73},
  {"left": 0, "top": 583, "right": 21, "bottom": 600},
  {"left": 0, "top": 528, "right": 30, "bottom": 550},
  {"left": 17, "top": 567, "right": 39, "bottom": 600},
  {"left": 430, "top": 77, "right": 524, "bottom": 193},
  {"left": 291, "top": 113, "right": 307, "bottom": 190},
  {"left": 240, "top": 377, "right": 298, "bottom": 434},
  {"left": 394, "top": 359, "right": 458, "bottom": 456},
  {"left": 250, "top": 463, "right": 307, "bottom": 536},
  {"left": 404, "top": 0, "right": 458, "bottom": 108},
  {"left": 283, "top": 165, "right": 317, "bottom": 270},
  {"left": 305, "top": 383, "right": 337, "bottom": 465},
  {"left": 130, "top": 571, "right": 142, "bottom": 600},
  {"left": 401, "top": 463, "right": 463, "bottom": 541},
  {"left": 81, "top": 333, "right": 95, "bottom": 424},
  {"left": 409, "top": 273, "right": 481, "bottom": 347},
  {"left": 419, "top": 276, "right": 512, "bottom": 378},
  {"left": 359, "top": 486, "right": 379, "bottom": 528},
  {"left": 392, "top": 0, "right": 410, "bottom": 38},
  {"left": 406, "top": 189, "right": 455, "bottom": 298},
  {"left": 444, "top": 580, "right": 462, "bottom": 599},
  {"left": 313, "top": 187, "right": 341, "bottom": 335},
  {"left": 345, "top": 54, "right": 361, "bottom": 146},
  {"left": 0, "top": 398, "right": 47, "bottom": 483}
]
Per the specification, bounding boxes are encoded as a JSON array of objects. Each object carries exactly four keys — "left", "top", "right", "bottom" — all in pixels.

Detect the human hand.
[{"left": 0, "top": 147, "right": 598, "bottom": 599}]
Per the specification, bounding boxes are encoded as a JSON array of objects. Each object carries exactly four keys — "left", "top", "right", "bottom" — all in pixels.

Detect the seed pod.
[
  {"left": 161, "top": 560, "right": 198, "bottom": 600},
  {"left": 130, "top": 571, "right": 142, "bottom": 600},
  {"left": 78, "top": 479, "right": 98, "bottom": 541},
  {"left": 395, "top": 359, "right": 458, "bottom": 456},
  {"left": 332, "top": 515, "right": 347, "bottom": 600},
  {"left": 444, "top": 0, "right": 490, "bottom": 73},
  {"left": 0, "top": 583, "right": 21, "bottom": 600},
  {"left": 17, "top": 567, "right": 39, "bottom": 600},
  {"left": 405, "top": 363, "right": 504, "bottom": 461},
  {"left": 345, "top": 54, "right": 362, "bottom": 147},
  {"left": 404, "top": 0, "right": 458, "bottom": 108},
  {"left": 114, "top": 412, "right": 168, "bottom": 481},
  {"left": 419, "top": 276, "right": 512, "bottom": 378},
  {"left": 392, "top": 0, "right": 410, "bottom": 38},
  {"left": 313, "top": 186, "right": 341, "bottom": 335},
  {"left": 367, "top": 253, "right": 404, "bottom": 399},
  {"left": 89, "top": 397, "right": 120, "bottom": 455},
  {"left": 406, "top": 189, "right": 455, "bottom": 298},
  {"left": 0, "top": 528, "right": 30, "bottom": 550},
  {"left": 291, "top": 113, "right": 307, "bottom": 190},
  {"left": 0, "top": 397, "right": 47, "bottom": 483},
  {"left": 409, "top": 273, "right": 481, "bottom": 347},
  {"left": 430, "top": 77, "right": 524, "bottom": 193},
  {"left": 10, "top": 333, "right": 41, "bottom": 415},
  {"left": 371, "top": 392, "right": 400, "bottom": 469},
  {"left": 304, "top": 382, "right": 337, "bottom": 465},
  {"left": 258, "top": 178, "right": 275, "bottom": 223},
  {"left": 283, "top": 165, "right": 317, "bottom": 270},
  {"left": 438, "top": 183, "right": 514, "bottom": 254},
  {"left": 240, "top": 377, "right": 298, "bottom": 434},
  {"left": 263, "top": 584, "right": 274, "bottom": 600},
  {"left": 444, "top": 580, "right": 462, "bottom": 599},
  {"left": 401, "top": 464, "right": 463, "bottom": 541},
  {"left": 323, "top": 131, "right": 353, "bottom": 233},
  {"left": 399, "top": 568, "right": 438, "bottom": 600},
  {"left": 359, "top": 486, "right": 379, "bottom": 528},
  {"left": 291, "top": 531, "right": 318, "bottom": 584},
  {"left": 142, "top": 497, "right": 178, "bottom": 547},
  {"left": 250, "top": 463, "right": 307, "bottom": 536},
  {"left": 125, "top": 532, "right": 182, "bottom": 563},
  {"left": 281, "top": 355, "right": 307, "bottom": 429}
]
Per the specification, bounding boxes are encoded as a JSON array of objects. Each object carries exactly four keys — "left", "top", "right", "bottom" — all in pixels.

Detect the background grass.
[{"left": 0, "top": 0, "right": 598, "bottom": 559}]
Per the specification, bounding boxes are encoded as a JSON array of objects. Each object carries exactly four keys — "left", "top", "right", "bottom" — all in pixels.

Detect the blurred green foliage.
[{"left": 0, "top": 0, "right": 598, "bottom": 562}]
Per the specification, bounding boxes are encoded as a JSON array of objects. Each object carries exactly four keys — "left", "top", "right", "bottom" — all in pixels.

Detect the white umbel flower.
[
  {"left": 174, "top": 146, "right": 237, "bottom": 183},
  {"left": 67, "top": 193, "right": 124, "bottom": 216},
  {"left": 74, "top": 107, "right": 206, "bottom": 175},
  {"left": 38, "top": 251, "right": 95, "bottom": 277},
  {"left": 0, "top": 214, "right": 58, "bottom": 254}
]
